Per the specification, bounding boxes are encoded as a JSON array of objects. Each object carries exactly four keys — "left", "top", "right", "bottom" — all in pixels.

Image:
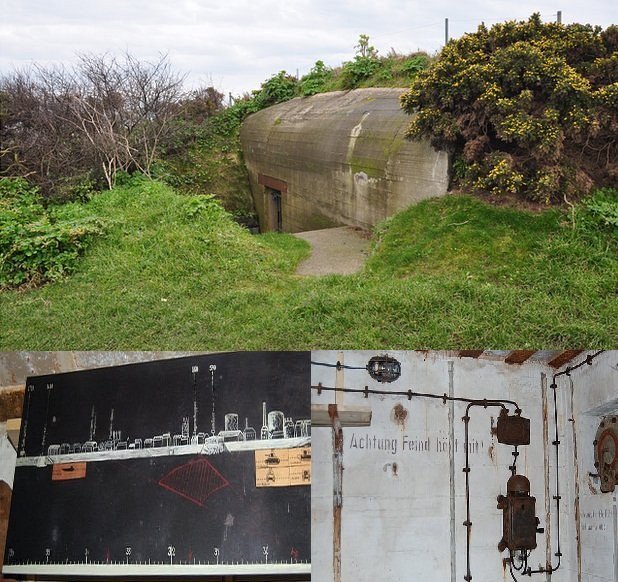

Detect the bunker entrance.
[
  {"left": 267, "top": 187, "right": 283, "bottom": 232},
  {"left": 257, "top": 174, "right": 288, "bottom": 233}
]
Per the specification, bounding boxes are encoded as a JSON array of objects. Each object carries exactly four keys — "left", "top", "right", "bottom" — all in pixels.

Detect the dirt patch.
[{"left": 452, "top": 189, "right": 557, "bottom": 213}]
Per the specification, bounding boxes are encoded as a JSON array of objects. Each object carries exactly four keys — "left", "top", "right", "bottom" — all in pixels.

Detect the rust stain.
[
  {"left": 329, "top": 404, "right": 343, "bottom": 582},
  {"left": 392, "top": 462, "right": 398, "bottom": 476},
  {"left": 570, "top": 382, "right": 582, "bottom": 581},
  {"left": 329, "top": 404, "right": 344, "bottom": 454},
  {"left": 0, "top": 480, "right": 12, "bottom": 567},
  {"left": 542, "top": 391, "right": 548, "bottom": 424},
  {"left": 547, "top": 350, "right": 583, "bottom": 369},
  {"left": 504, "top": 350, "right": 536, "bottom": 365},
  {"left": 587, "top": 475, "right": 598, "bottom": 495},
  {"left": 392, "top": 403, "right": 408, "bottom": 427},
  {"left": 575, "top": 500, "right": 581, "bottom": 567},
  {"left": 333, "top": 503, "right": 341, "bottom": 582},
  {"left": 488, "top": 444, "right": 495, "bottom": 462},
  {"left": 0, "top": 387, "right": 25, "bottom": 422}
]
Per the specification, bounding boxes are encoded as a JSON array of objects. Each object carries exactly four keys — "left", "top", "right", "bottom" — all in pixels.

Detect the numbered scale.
[{"left": 4, "top": 352, "right": 311, "bottom": 577}]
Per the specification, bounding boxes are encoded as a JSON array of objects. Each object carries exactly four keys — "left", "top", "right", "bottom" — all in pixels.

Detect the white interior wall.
[
  {"left": 561, "top": 354, "right": 618, "bottom": 582},
  {"left": 0, "top": 424, "right": 15, "bottom": 489},
  {"left": 311, "top": 350, "right": 618, "bottom": 582}
]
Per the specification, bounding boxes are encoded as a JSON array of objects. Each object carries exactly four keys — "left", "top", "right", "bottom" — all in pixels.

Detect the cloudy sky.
[{"left": 0, "top": 0, "right": 616, "bottom": 97}]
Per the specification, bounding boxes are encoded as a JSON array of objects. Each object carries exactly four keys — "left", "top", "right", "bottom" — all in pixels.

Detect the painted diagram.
[{"left": 4, "top": 352, "right": 311, "bottom": 577}]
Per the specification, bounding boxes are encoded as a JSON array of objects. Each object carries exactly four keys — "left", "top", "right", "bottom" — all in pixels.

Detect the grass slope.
[{"left": 1, "top": 182, "right": 617, "bottom": 349}]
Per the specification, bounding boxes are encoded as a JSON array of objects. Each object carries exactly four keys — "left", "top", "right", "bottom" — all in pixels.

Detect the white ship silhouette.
[{"left": 17, "top": 365, "right": 310, "bottom": 468}]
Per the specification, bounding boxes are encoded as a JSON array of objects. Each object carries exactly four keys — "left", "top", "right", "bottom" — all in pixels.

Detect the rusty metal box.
[
  {"left": 503, "top": 495, "right": 538, "bottom": 551},
  {"left": 497, "top": 413, "right": 530, "bottom": 446}
]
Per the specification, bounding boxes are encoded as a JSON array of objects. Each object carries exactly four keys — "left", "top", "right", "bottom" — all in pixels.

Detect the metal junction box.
[
  {"left": 497, "top": 410, "right": 530, "bottom": 447},
  {"left": 497, "top": 475, "right": 539, "bottom": 552}
]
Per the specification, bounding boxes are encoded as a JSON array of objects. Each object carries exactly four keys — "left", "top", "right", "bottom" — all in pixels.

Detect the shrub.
[
  {"left": 578, "top": 188, "right": 618, "bottom": 234},
  {"left": 0, "top": 178, "right": 105, "bottom": 288},
  {"left": 401, "top": 14, "right": 618, "bottom": 201},
  {"left": 341, "top": 55, "right": 381, "bottom": 88},
  {"left": 402, "top": 55, "right": 430, "bottom": 77},
  {"left": 299, "top": 61, "right": 333, "bottom": 96},
  {"left": 250, "top": 71, "right": 298, "bottom": 110},
  {"left": 340, "top": 34, "right": 381, "bottom": 89}
]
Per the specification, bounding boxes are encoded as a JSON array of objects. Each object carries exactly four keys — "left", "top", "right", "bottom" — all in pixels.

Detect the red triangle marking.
[{"left": 158, "top": 457, "right": 229, "bottom": 506}]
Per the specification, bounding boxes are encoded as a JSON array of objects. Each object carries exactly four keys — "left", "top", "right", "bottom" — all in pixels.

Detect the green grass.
[{"left": 1, "top": 181, "right": 617, "bottom": 349}]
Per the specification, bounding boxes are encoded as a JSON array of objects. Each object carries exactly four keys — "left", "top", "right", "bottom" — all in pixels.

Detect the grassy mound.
[{"left": 1, "top": 182, "right": 616, "bottom": 348}]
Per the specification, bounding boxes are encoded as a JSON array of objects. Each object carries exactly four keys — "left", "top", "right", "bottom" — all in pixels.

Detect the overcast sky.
[{"left": 0, "top": 0, "right": 616, "bottom": 98}]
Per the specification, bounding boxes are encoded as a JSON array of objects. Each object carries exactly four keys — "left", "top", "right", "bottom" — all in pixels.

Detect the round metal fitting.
[{"left": 507, "top": 474, "right": 530, "bottom": 495}]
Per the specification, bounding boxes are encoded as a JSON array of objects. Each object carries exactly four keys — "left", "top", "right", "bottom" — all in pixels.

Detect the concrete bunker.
[{"left": 240, "top": 88, "right": 449, "bottom": 233}]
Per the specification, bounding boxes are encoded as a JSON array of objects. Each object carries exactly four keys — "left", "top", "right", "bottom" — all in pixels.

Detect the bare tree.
[
  {"left": 0, "top": 66, "right": 91, "bottom": 194},
  {"left": 1, "top": 52, "right": 185, "bottom": 195},
  {"left": 121, "top": 53, "right": 186, "bottom": 176},
  {"left": 66, "top": 52, "right": 185, "bottom": 188}
]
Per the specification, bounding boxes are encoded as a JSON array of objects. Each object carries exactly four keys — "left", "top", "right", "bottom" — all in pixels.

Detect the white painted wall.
[
  {"left": 311, "top": 351, "right": 618, "bottom": 582},
  {"left": 0, "top": 424, "right": 16, "bottom": 489},
  {"left": 560, "top": 354, "right": 618, "bottom": 582}
]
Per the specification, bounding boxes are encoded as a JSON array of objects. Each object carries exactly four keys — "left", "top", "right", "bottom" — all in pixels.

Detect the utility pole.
[
  {"left": 557, "top": 10, "right": 562, "bottom": 24},
  {"left": 445, "top": 17, "right": 449, "bottom": 45}
]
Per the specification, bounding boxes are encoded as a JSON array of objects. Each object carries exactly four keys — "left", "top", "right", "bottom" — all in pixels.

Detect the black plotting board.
[{"left": 3, "top": 352, "right": 311, "bottom": 577}]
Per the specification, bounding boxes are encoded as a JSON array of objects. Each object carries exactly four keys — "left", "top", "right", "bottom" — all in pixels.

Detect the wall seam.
[
  {"left": 541, "top": 372, "right": 552, "bottom": 582},
  {"left": 449, "top": 361, "right": 456, "bottom": 582}
]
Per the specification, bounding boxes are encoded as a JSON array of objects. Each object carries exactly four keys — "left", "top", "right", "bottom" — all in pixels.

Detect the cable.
[
  {"left": 311, "top": 360, "right": 368, "bottom": 371},
  {"left": 509, "top": 550, "right": 530, "bottom": 582},
  {"left": 553, "top": 351, "right": 603, "bottom": 380},
  {"left": 512, "top": 350, "right": 603, "bottom": 579},
  {"left": 462, "top": 400, "right": 511, "bottom": 581},
  {"left": 316, "top": 351, "right": 605, "bottom": 581},
  {"left": 312, "top": 383, "right": 521, "bottom": 411}
]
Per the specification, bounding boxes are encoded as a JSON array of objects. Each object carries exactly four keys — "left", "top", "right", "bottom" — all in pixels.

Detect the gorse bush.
[
  {"left": 0, "top": 178, "right": 105, "bottom": 288},
  {"left": 401, "top": 14, "right": 618, "bottom": 202}
]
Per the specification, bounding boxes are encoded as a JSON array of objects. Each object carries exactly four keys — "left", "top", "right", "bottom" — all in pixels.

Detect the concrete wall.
[
  {"left": 311, "top": 351, "right": 618, "bottom": 582},
  {"left": 240, "top": 89, "right": 449, "bottom": 233},
  {"left": 562, "top": 357, "right": 618, "bottom": 582}
]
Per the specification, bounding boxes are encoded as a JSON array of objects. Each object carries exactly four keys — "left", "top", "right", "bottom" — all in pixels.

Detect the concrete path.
[{"left": 293, "top": 226, "right": 372, "bottom": 276}]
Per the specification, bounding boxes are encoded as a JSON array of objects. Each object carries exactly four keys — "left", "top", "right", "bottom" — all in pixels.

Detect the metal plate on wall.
[{"left": 594, "top": 414, "right": 618, "bottom": 493}]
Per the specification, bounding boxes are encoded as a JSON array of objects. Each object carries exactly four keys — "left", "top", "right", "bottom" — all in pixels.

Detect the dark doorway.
[
  {"left": 267, "top": 187, "right": 283, "bottom": 232},
  {"left": 258, "top": 175, "right": 287, "bottom": 233}
]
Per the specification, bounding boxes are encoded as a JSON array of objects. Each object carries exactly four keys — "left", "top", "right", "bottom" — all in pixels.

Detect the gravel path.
[{"left": 293, "top": 226, "right": 371, "bottom": 276}]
